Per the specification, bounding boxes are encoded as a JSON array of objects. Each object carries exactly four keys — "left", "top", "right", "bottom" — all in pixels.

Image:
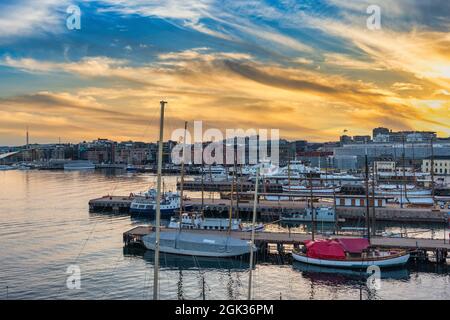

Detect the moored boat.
[
  {"left": 282, "top": 185, "right": 341, "bottom": 193},
  {"left": 130, "top": 190, "right": 181, "bottom": 217},
  {"left": 64, "top": 160, "right": 95, "bottom": 170},
  {"left": 168, "top": 212, "right": 264, "bottom": 232},
  {"left": 142, "top": 228, "right": 256, "bottom": 257},
  {"left": 292, "top": 238, "right": 410, "bottom": 268},
  {"left": 281, "top": 207, "right": 335, "bottom": 223}
]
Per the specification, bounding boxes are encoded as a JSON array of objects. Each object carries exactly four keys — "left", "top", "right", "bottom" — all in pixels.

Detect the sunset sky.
[{"left": 0, "top": 0, "right": 449, "bottom": 145}]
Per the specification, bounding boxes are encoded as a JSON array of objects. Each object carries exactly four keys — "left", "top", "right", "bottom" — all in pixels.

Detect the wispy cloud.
[{"left": 0, "top": 0, "right": 69, "bottom": 42}]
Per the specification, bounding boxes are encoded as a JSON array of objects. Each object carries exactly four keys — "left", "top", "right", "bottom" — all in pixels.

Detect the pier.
[
  {"left": 89, "top": 195, "right": 449, "bottom": 223},
  {"left": 123, "top": 226, "right": 449, "bottom": 263},
  {"left": 178, "top": 180, "right": 283, "bottom": 192}
]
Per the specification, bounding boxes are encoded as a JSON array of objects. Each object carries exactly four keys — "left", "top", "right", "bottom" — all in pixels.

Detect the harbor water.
[{"left": 0, "top": 170, "right": 449, "bottom": 300}]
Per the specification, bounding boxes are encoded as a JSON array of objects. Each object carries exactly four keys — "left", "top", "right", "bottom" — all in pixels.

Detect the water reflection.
[
  {"left": 124, "top": 247, "right": 250, "bottom": 271},
  {"left": 293, "top": 261, "right": 410, "bottom": 283}
]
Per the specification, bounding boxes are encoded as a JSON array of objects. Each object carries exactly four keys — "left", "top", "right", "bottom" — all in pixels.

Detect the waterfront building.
[
  {"left": 333, "top": 141, "right": 450, "bottom": 169},
  {"left": 422, "top": 156, "right": 450, "bottom": 175}
]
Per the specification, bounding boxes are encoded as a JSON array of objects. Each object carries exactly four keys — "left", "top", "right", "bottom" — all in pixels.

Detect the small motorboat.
[
  {"left": 281, "top": 207, "right": 335, "bottom": 223},
  {"left": 168, "top": 212, "right": 264, "bottom": 232},
  {"left": 292, "top": 238, "right": 410, "bottom": 268}
]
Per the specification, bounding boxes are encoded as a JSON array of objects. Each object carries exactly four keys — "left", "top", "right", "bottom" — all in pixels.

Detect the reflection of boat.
[
  {"left": 293, "top": 261, "right": 410, "bottom": 280},
  {"left": 281, "top": 207, "right": 335, "bottom": 223},
  {"left": 136, "top": 249, "right": 249, "bottom": 270},
  {"left": 168, "top": 212, "right": 264, "bottom": 232},
  {"left": 64, "top": 160, "right": 95, "bottom": 170},
  {"left": 142, "top": 228, "right": 256, "bottom": 257},
  {"left": 292, "top": 238, "right": 410, "bottom": 268}
]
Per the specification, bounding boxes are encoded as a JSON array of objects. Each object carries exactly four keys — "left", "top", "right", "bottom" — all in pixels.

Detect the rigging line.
[{"left": 57, "top": 212, "right": 102, "bottom": 297}]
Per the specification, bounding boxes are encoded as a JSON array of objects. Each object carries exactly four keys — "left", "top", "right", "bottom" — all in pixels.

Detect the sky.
[{"left": 0, "top": 0, "right": 449, "bottom": 145}]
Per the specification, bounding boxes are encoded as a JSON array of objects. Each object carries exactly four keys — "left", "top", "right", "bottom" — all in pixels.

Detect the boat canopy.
[
  {"left": 337, "top": 238, "right": 370, "bottom": 254},
  {"left": 304, "top": 240, "right": 346, "bottom": 260},
  {"left": 304, "top": 238, "right": 370, "bottom": 260}
]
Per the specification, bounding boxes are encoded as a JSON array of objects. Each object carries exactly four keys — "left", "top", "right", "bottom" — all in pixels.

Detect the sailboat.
[
  {"left": 291, "top": 155, "right": 410, "bottom": 269},
  {"left": 141, "top": 109, "right": 255, "bottom": 259}
]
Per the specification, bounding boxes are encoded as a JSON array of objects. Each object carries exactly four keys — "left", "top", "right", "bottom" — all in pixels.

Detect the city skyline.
[{"left": 1, "top": 1, "right": 449, "bottom": 145}]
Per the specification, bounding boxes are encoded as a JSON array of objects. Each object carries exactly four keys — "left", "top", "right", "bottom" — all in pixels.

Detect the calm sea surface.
[{"left": 0, "top": 170, "right": 449, "bottom": 300}]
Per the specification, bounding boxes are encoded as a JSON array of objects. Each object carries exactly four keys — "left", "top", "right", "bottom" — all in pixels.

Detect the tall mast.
[
  {"left": 201, "top": 156, "right": 205, "bottom": 215},
  {"left": 309, "top": 171, "right": 315, "bottom": 241},
  {"left": 371, "top": 158, "right": 376, "bottom": 236},
  {"left": 26, "top": 126, "right": 29, "bottom": 149},
  {"left": 234, "top": 147, "right": 239, "bottom": 220},
  {"left": 401, "top": 134, "right": 407, "bottom": 208},
  {"left": 247, "top": 167, "right": 259, "bottom": 300},
  {"left": 364, "top": 154, "right": 371, "bottom": 243},
  {"left": 430, "top": 137, "right": 435, "bottom": 207},
  {"left": 228, "top": 169, "right": 235, "bottom": 233},
  {"left": 179, "top": 121, "right": 187, "bottom": 225},
  {"left": 287, "top": 156, "right": 291, "bottom": 188},
  {"left": 153, "top": 100, "right": 167, "bottom": 300}
]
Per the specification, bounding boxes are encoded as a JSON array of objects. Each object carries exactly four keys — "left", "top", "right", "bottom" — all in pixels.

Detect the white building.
[{"left": 422, "top": 157, "right": 450, "bottom": 175}]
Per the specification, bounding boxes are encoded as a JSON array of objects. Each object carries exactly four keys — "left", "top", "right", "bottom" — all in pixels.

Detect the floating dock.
[
  {"left": 178, "top": 180, "right": 282, "bottom": 192},
  {"left": 123, "top": 226, "right": 449, "bottom": 263},
  {"left": 89, "top": 196, "right": 449, "bottom": 223}
]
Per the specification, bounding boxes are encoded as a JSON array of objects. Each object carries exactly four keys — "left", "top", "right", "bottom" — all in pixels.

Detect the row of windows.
[
  {"left": 424, "top": 168, "right": 449, "bottom": 174},
  {"left": 182, "top": 225, "right": 228, "bottom": 230},
  {"left": 424, "top": 161, "right": 450, "bottom": 167}
]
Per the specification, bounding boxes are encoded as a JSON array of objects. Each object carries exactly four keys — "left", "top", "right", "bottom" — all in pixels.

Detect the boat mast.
[
  {"left": 371, "top": 158, "right": 376, "bottom": 236},
  {"left": 364, "top": 154, "right": 371, "bottom": 243},
  {"left": 402, "top": 134, "right": 408, "bottom": 208},
  {"left": 247, "top": 167, "right": 259, "bottom": 300},
  {"left": 287, "top": 156, "right": 291, "bottom": 188},
  {"left": 430, "top": 137, "right": 435, "bottom": 208},
  {"left": 179, "top": 121, "right": 187, "bottom": 227},
  {"left": 153, "top": 100, "right": 167, "bottom": 300},
  {"left": 309, "top": 171, "right": 315, "bottom": 241},
  {"left": 201, "top": 156, "right": 204, "bottom": 215},
  {"left": 228, "top": 166, "right": 235, "bottom": 233},
  {"left": 234, "top": 147, "right": 239, "bottom": 220}
]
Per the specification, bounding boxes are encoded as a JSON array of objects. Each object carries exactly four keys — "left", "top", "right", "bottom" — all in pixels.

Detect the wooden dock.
[
  {"left": 178, "top": 180, "right": 283, "bottom": 192},
  {"left": 123, "top": 226, "right": 449, "bottom": 262},
  {"left": 89, "top": 195, "right": 134, "bottom": 212},
  {"left": 89, "top": 196, "right": 449, "bottom": 223}
]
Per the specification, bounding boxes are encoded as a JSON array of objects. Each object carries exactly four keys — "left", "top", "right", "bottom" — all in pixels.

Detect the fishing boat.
[
  {"left": 63, "top": 160, "right": 95, "bottom": 170},
  {"left": 129, "top": 190, "right": 181, "bottom": 217},
  {"left": 168, "top": 212, "right": 264, "bottom": 232},
  {"left": 143, "top": 228, "right": 255, "bottom": 257},
  {"left": 292, "top": 238, "right": 410, "bottom": 268},
  {"left": 281, "top": 207, "right": 335, "bottom": 223}
]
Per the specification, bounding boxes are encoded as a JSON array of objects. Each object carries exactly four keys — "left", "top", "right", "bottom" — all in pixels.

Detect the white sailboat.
[{"left": 142, "top": 109, "right": 254, "bottom": 261}]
